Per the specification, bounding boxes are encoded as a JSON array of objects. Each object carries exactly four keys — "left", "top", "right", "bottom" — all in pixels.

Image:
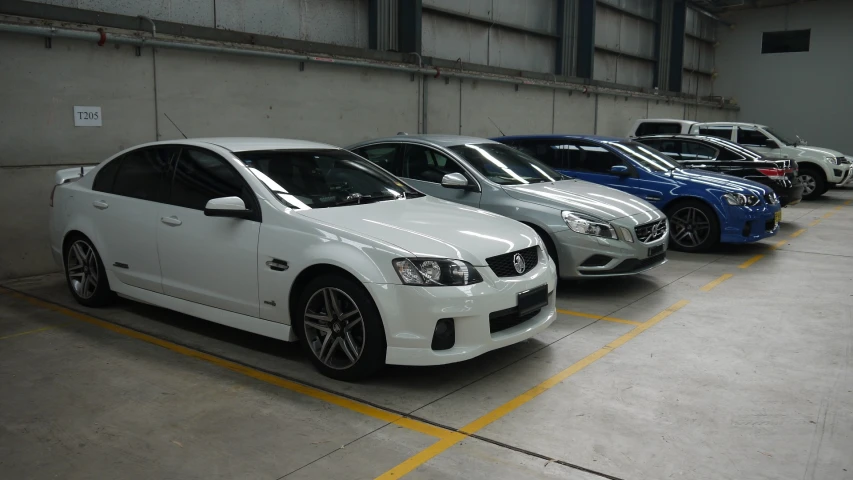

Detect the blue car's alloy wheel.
[{"left": 666, "top": 200, "right": 719, "bottom": 252}]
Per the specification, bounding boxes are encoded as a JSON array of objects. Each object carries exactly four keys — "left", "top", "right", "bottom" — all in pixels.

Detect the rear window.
[
  {"left": 111, "top": 149, "right": 170, "bottom": 202},
  {"left": 92, "top": 158, "right": 121, "bottom": 193},
  {"left": 635, "top": 122, "right": 683, "bottom": 136},
  {"left": 697, "top": 127, "right": 733, "bottom": 141}
]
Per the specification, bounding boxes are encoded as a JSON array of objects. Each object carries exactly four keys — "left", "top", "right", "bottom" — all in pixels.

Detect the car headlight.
[
  {"left": 825, "top": 156, "right": 838, "bottom": 165},
  {"left": 723, "top": 192, "right": 760, "bottom": 207},
  {"left": 561, "top": 211, "right": 617, "bottom": 239},
  {"left": 393, "top": 258, "right": 483, "bottom": 286}
]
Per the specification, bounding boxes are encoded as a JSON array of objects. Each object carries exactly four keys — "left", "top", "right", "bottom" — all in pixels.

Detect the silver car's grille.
[
  {"left": 838, "top": 156, "right": 850, "bottom": 164},
  {"left": 635, "top": 219, "right": 667, "bottom": 243}
]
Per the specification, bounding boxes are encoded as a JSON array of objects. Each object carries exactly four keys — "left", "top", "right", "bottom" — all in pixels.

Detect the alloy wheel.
[
  {"left": 67, "top": 240, "right": 99, "bottom": 299},
  {"left": 670, "top": 207, "right": 711, "bottom": 249},
  {"left": 800, "top": 174, "right": 817, "bottom": 195},
  {"left": 303, "top": 287, "right": 365, "bottom": 370}
]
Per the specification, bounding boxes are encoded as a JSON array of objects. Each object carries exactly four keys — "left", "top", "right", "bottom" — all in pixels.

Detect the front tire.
[
  {"left": 295, "top": 274, "right": 386, "bottom": 381},
  {"left": 799, "top": 166, "right": 826, "bottom": 200},
  {"left": 666, "top": 200, "right": 720, "bottom": 253},
  {"left": 63, "top": 234, "right": 114, "bottom": 307}
]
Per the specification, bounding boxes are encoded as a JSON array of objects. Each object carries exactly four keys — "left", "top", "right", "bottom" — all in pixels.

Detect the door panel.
[
  {"left": 157, "top": 147, "right": 261, "bottom": 317},
  {"left": 89, "top": 147, "right": 173, "bottom": 293},
  {"left": 400, "top": 144, "right": 481, "bottom": 207}
]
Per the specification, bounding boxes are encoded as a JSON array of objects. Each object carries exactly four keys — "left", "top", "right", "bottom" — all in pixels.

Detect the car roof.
[
  {"left": 352, "top": 134, "right": 498, "bottom": 148},
  {"left": 492, "top": 134, "right": 629, "bottom": 143},
  {"left": 636, "top": 118, "right": 696, "bottom": 124},
  {"left": 143, "top": 137, "right": 340, "bottom": 152},
  {"left": 695, "top": 122, "right": 769, "bottom": 129}
]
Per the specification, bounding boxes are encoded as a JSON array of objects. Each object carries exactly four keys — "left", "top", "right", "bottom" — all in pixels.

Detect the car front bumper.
[
  {"left": 720, "top": 203, "right": 781, "bottom": 244},
  {"left": 835, "top": 164, "right": 853, "bottom": 185},
  {"left": 368, "top": 256, "right": 558, "bottom": 366},
  {"left": 552, "top": 215, "right": 669, "bottom": 278},
  {"left": 827, "top": 163, "right": 853, "bottom": 184}
]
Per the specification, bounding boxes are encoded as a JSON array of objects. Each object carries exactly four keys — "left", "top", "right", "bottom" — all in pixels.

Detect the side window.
[
  {"left": 642, "top": 140, "right": 681, "bottom": 159},
  {"left": 636, "top": 122, "right": 683, "bottom": 136},
  {"left": 697, "top": 127, "right": 733, "bottom": 141},
  {"left": 170, "top": 148, "right": 254, "bottom": 211},
  {"left": 682, "top": 142, "right": 718, "bottom": 160},
  {"left": 716, "top": 146, "right": 743, "bottom": 161},
  {"left": 353, "top": 144, "right": 402, "bottom": 176},
  {"left": 92, "top": 157, "right": 122, "bottom": 193},
  {"left": 574, "top": 144, "right": 623, "bottom": 174},
  {"left": 549, "top": 143, "right": 579, "bottom": 169},
  {"left": 737, "top": 128, "right": 770, "bottom": 147},
  {"left": 401, "top": 144, "right": 465, "bottom": 183},
  {"left": 514, "top": 141, "right": 556, "bottom": 166},
  {"left": 111, "top": 148, "right": 171, "bottom": 202}
]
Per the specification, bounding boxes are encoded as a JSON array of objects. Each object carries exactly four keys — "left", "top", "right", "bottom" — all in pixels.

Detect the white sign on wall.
[{"left": 73, "top": 106, "right": 102, "bottom": 127}]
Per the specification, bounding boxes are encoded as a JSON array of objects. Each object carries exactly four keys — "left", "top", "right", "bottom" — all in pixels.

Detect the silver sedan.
[{"left": 347, "top": 135, "right": 669, "bottom": 278}]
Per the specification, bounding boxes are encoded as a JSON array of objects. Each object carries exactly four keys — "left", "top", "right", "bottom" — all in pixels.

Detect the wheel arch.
[
  {"left": 660, "top": 195, "right": 724, "bottom": 230},
  {"left": 519, "top": 221, "right": 558, "bottom": 262},
  {"left": 287, "top": 263, "right": 369, "bottom": 339}
]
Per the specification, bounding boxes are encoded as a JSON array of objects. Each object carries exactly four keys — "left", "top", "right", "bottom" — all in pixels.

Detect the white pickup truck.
[{"left": 627, "top": 119, "right": 853, "bottom": 200}]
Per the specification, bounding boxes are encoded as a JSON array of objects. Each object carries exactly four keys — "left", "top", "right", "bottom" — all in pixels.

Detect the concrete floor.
[{"left": 2, "top": 190, "right": 852, "bottom": 480}]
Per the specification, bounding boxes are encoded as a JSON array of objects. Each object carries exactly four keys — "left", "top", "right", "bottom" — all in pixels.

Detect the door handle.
[
  {"left": 93, "top": 200, "right": 109, "bottom": 210},
  {"left": 160, "top": 216, "right": 182, "bottom": 226}
]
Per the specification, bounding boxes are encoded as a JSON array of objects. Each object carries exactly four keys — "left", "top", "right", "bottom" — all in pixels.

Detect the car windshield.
[
  {"left": 607, "top": 141, "right": 682, "bottom": 172},
  {"left": 764, "top": 127, "right": 798, "bottom": 146},
  {"left": 236, "top": 149, "right": 424, "bottom": 209},
  {"left": 448, "top": 143, "right": 565, "bottom": 185}
]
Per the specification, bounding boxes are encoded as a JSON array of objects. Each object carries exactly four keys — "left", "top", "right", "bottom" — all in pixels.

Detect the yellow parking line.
[
  {"left": 739, "top": 254, "right": 764, "bottom": 269},
  {"left": 822, "top": 211, "right": 836, "bottom": 219},
  {"left": 376, "top": 300, "right": 690, "bottom": 479},
  {"left": 834, "top": 205, "right": 844, "bottom": 210},
  {"left": 770, "top": 239, "right": 788, "bottom": 250},
  {"left": 700, "top": 274, "right": 733, "bottom": 292},
  {"left": 789, "top": 228, "right": 807, "bottom": 238},
  {"left": 0, "top": 324, "right": 62, "bottom": 340},
  {"left": 808, "top": 219, "right": 822, "bottom": 227},
  {"left": 556, "top": 309, "right": 641, "bottom": 326},
  {"left": 845, "top": 200, "right": 853, "bottom": 206},
  {"left": 0, "top": 288, "right": 444, "bottom": 439}
]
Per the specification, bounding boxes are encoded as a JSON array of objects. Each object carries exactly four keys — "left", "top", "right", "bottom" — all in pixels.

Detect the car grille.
[
  {"left": 582, "top": 253, "right": 666, "bottom": 275},
  {"left": 486, "top": 246, "right": 538, "bottom": 277},
  {"left": 634, "top": 219, "right": 667, "bottom": 243},
  {"left": 489, "top": 306, "right": 541, "bottom": 333},
  {"left": 838, "top": 156, "right": 850, "bottom": 164}
]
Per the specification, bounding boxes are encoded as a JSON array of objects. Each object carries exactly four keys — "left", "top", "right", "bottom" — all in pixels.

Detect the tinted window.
[
  {"left": 569, "top": 143, "right": 623, "bottom": 174},
  {"left": 607, "top": 142, "right": 680, "bottom": 172},
  {"left": 238, "top": 149, "right": 422, "bottom": 209},
  {"left": 170, "top": 148, "right": 253, "bottom": 211},
  {"left": 635, "top": 122, "right": 683, "bottom": 136},
  {"left": 639, "top": 139, "right": 681, "bottom": 158},
  {"left": 402, "top": 144, "right": 466, "bottom": 183},
  {"left": 698, "top": 127, "right": 733, "bottom": 141},
  {"left": 354, "top": 144, "right": 402, "bottom": 176},
  {"left": 92, "top": 158, "right": 122, "bottom": 193},
  {"left": 449, "top": 143, "right": 561, "bottom": 185},
  {"left": 762, "top": 30, "right": 810, "bottom": 54},
  {"left": 682, "top": 141, "right": 718, "bottom": 160},
  {"left": 111, "top": 148, "right": 171, "bottom": 202},
  {"left": 737, "top": 128, "right": 770, "bottom": 147}
]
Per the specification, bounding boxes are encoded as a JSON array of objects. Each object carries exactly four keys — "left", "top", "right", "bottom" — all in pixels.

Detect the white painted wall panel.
[
  {"left": 425, "top": 77, "right": 461, "bottom": 134},
  {"left": 553, "top": 92, "right": 596, "bottom": 135},
  {"left": 595, "top": 96, "right": 647, "bottom": 136},
  {"left": 459, "top": 83, "right": 553, "bottom": 138}
]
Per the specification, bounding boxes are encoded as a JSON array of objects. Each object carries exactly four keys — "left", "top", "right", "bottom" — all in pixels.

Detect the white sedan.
[{"left": 49, "top": 138, "right": 558, "bottom": 380}]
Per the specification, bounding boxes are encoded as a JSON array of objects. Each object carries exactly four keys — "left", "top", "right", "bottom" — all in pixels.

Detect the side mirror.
[
  {"left": 765, "top": 139, "right": 781, "bottom": 149},
  {"left": 610, "top": 165, "right": 631, "bottom": 176},
  {"left": 441, "top": 172, "right": 470, "bottom": 189},
  {"left": 204, "top": 196, "right": 252, "bottom": 219}
]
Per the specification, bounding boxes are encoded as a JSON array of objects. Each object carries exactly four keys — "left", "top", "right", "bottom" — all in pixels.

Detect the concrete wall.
[
  {"left": 594, "top": 0, "right": 657, "bottom": 88},
  {"left": 715, "top": 0, "right": 853, "bottom": 153},
  {"left": 0, "top": 28, "right": 733, "bottom": 280}
]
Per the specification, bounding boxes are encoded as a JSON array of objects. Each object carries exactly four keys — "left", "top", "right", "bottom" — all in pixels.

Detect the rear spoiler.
[{"left": 55, "top": 166, "right": 95, "bottom": 185}]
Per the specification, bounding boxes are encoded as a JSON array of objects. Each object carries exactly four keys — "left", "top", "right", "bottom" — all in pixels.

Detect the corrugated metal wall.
[
  {"left": 593, "top": 0, "right": 658, "bottom": 88},
  {"left": 682, "top": 6, "right": 716, "bottom": 96},
  {"left": 421, "top": 0, "right": 558, "bottom": 73}
]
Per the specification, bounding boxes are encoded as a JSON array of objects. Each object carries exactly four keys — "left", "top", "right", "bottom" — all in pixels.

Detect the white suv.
[{"left": 689, "top": 122, "right": 853, "bottom": 200}]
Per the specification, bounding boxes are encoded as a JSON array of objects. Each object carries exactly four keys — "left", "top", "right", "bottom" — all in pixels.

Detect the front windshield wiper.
[{"left": 336, "top": 192, "right": 404, "bottom": 206}]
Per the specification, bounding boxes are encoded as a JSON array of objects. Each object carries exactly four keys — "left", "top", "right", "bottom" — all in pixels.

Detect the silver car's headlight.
[
  {"left": 561, "top": 211, "right": 617, "bottom": 239},
  {"left": 723, "top": 192, "right": 760, "bottom": 207},
  {"left": 825, "top": 156, "right": 838, "bottom": 165},
  {"left": 393, "top": 258, "right": 483, "bottom": 286}
]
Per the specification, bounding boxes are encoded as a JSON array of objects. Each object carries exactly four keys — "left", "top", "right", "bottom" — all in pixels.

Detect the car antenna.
[
  {"left": 488, "top": 117, "right": 506, "bottom": 136},
  {"left": 164, "top": 113, "right": 188, "bottom": 139}
]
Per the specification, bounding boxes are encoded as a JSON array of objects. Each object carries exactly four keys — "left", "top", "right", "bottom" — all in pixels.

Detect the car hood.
[
  {"left": 797, "top": 146, "right": 845, "bottom": 158},
  {"left": 295, "top": 196, "right": 538, "bottom": 266},
  {"left": 670, "top": 168, "right": 770, "bottom": 194},
  {"left": 500, "top": 179, "right": 659, "bottom": 221}
]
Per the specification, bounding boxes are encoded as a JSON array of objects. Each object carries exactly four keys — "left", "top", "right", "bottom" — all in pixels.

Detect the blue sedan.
[{"left": 492, "top": 135, "right": 782, "bottom": 252}]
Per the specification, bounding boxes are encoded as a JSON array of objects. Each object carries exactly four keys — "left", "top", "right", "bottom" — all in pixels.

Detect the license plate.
[
  {"left": 648, "top": 245, "right": 665, "bottom": 257},
  {"left": 517, "top": 285, "right": 549, "bottom": 317},
  {"left": 774, "top": 210, "right": 782, "bottom": 224}
]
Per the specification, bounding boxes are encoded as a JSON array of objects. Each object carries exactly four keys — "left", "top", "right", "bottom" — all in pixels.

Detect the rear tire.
[
  {"left": 295, "top": 274, "right": 386, "bottom": 381},
  {"left": 665, "top": 200, "right": 720, "bottom": 253},
  {"left": 63, "top": 234, "right": 114, "bottom": 307},
  {"left": 799, "top": 166, "right": 826, "bottom": 200}
]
